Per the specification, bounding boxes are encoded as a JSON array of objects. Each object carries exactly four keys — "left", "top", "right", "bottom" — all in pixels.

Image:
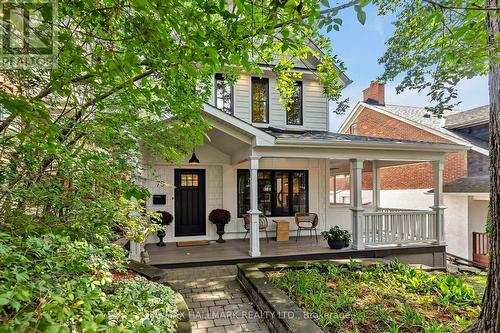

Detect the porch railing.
[
  {"left": 472, "top": 232, "right": 489, "bottom": 266},
  {"left": 363, "top": 210, "right": 437, "bottom": 245}
]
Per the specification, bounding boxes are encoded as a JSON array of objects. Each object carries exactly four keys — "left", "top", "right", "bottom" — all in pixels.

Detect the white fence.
[{"left": 363, "top": 210, "right": 437, "bottom": 245}]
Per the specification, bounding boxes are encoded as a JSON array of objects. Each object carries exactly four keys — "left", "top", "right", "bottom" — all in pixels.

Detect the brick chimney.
[{"left": 363, "top": 81, "right": 385, "bottom": 105}]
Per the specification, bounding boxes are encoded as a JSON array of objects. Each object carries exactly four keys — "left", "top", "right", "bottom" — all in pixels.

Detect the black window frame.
[
  {"left": 286, "top": 81, "right": 303, "bottom": 126},
  {"left": 237, "top": 169, "right": 309, "bottom": 217},
  {"left": 214, "top": 73, "right": 234, "bottom": 115},
  {"left": 251, "top": 77, "right": 269, "bottom": 123}
]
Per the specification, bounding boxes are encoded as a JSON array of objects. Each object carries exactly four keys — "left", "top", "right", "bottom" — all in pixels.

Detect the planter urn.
[
  {"left": 156, "top": 229, "right": 166, "bottom": 247},
  {"left": 215, "top": 222, "right": 227, "bottom": 243},
  {"left": 328, "top": 239, "right": 345, "bottom": 249}
]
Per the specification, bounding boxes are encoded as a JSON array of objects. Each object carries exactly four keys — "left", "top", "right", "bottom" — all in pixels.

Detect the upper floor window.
[
  {"left": 215, "top": 74, "right": 233, "bottom": 114},
  {"left": 287, "top": 81, "right": 303, "bottom": 125},
  {"left": 252, "top": 77, "right": 269, "bottom": 123}
]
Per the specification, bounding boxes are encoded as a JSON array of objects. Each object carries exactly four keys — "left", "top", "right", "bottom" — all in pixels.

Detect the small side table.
[{"left": 272, "top": 220, "right": 290, "bottom": 242}]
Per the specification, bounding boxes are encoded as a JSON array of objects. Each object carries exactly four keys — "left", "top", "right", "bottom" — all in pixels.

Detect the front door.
[{"left": 174, "top": 169, "right": 206, "bottom": 237}]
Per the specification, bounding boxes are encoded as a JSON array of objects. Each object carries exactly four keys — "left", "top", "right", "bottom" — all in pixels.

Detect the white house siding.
[
  {"left": 142, "top": 146, "right": 350, "bottom": 244},
  {"left": 467, "top": 196, "right": 489, "bottom": 259},
  {"left": 213, "top": 73, "right": 328, "bottom": 132},
  {"left": 443, "top": 195, "right": 469, "bottom": 259}
]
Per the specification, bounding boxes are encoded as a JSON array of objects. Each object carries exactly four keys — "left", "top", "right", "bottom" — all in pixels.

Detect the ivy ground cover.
[{"left": 268, "top": 261, "right": 484, "bottom": 333}]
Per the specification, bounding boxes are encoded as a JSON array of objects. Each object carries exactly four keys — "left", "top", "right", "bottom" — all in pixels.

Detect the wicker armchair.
[
  {"left": 242, "top": 214, "right": 269, "bottom": 242},
  {"left": 294, "top": 212, "right": 319, "bottom": 243}
]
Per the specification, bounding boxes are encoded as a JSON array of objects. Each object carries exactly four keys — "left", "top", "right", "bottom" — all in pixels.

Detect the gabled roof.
[
  {"left": 339, "top": 102, "right": 489, "bottom": 156},
  {"left": 203, "top": 105, "right": 466, "bottom": 153},
  {"left": 444, "top": 105, "right": 489, "bottom": 129}
]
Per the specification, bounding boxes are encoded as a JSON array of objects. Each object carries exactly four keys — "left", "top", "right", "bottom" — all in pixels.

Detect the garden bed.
[
  {"left": 238, "top": 259, "right": 485, "bottom": 333},
  {"left": 267, "top": 261, "right": 483, "bottom": 333}
]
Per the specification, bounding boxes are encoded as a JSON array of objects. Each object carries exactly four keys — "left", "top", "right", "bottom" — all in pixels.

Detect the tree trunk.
[{"left": 464, "top": 1, "right": 500, "bottom": 331}]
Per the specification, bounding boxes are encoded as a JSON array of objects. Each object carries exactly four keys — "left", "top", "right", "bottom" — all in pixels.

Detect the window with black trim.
[
  {"left": 251, "top": 77, "right": 269, "bottom": 123},
  {"left": 287, "top": 81, "right": 303, "bottom": 125},
  {"left": 237, "top": 170, "right": 308, "bottom": 217},
  {"left": 214, "top": 74, "right": 233, "bottom": 114}
]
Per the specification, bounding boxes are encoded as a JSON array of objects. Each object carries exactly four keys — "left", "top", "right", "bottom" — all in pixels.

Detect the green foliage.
[
  {"left": 269, "top": 260, "right": 483, "bottom": 332},
  {"left": 374, "top": 0, "right": 496, "bottom": 114},
  {"left": 0, "top": 1, "right": 367, "bottom": 331},
  {"left": 0, "top": 233, "right": 178, "bottom": 332},
  {"left": 321, "top": 226, "right": 351, "bottom": 242}
]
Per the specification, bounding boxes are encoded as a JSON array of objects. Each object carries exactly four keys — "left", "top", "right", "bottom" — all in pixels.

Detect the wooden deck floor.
[{"left": 146, "top": 237, "right": 445, "bottom": 268}]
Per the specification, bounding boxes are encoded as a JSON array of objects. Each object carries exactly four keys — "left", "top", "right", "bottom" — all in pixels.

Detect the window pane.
[
  {"left": 215, "top": 74, "right": 232, "bottom": 114},
  {"left": 287, "top": 81, "right": 302, "bottom": 125},
  {"left": 291, "top": 171, "right": 307, "bottom": 213},
  {"left": 362, "top": 170, "right": 373, "bottom": 205},
  {"left": 237, "top": 171, "right": 250, "bottom": 216},
  {"left": 252, "top": 78, "right": 268, "bottom": 123},
  {"left": 274, "top": 171, "right": 290, "bottom": 216},
  {"left": 334, "top": 174, "right": 350, "bottom": 204},
  {"left": 258, "top": 171, "right": 272, "bottom": 216}
]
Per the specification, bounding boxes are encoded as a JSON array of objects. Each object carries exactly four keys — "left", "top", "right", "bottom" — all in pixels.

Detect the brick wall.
[{"left": 346, "top": 106, "right": 467, "bottom": 189}]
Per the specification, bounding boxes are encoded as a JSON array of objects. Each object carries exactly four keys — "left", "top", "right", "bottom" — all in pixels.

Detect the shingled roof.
[
  {"left": 442, "top": 176, "right": 490, "bottom": 193},
  {"left": 264, "top": 127, "right": 458, "bottom": 146},
  {"left": 444, "top": 105, "right": 489, "bottom": 129}
]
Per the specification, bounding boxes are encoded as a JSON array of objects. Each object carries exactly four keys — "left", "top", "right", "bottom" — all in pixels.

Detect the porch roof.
[
  {"left": 203, "top": 103, "right": 468, "bottom": 161},
  {"left": 264, "top": 127, "right": 466, "bottom": 152}
]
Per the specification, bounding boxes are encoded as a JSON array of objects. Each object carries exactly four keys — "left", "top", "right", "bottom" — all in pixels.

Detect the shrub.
[
  {"left": 0, "top": 233, "right": 178, "bottom": 332},
  {"left": 208, "top": 209, "right": 231, "bottom": 224},
  {"left": 152, "top": 211, "right": 174, "bottom": 226}
]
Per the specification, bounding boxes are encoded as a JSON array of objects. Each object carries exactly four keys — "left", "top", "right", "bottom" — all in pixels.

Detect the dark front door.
[{"left": 174, "top": 169, "right": 206, "bottom": 236}]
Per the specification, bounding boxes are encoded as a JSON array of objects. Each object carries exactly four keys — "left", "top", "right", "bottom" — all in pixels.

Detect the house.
[
  {"left": 129, "top": 60, "right": 468, "bottom": 268},
  {"left": 338, "top": 81, "right": 490, "bottom": 264}
]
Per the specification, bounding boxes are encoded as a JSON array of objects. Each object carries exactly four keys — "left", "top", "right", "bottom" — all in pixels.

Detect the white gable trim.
[
  {"left": 203, "top": 103, "right": 275, "bottom": 146},
  {"left": 339, "top": 102, "right": 488, "bottom": 156}
]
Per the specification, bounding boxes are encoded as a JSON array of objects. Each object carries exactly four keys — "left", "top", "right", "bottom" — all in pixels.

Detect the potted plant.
[
  {"left": 321, "top": 226, "right": 346, "bottom": 249},
  {"left": 208, "top": 209, "right": 231, "bottom": 243},
  {"left": 152, "top": 211, "right": 173, "bottom": 247},
  {"left": 341, "top": 230, "right": 352, "bottom": 248}
]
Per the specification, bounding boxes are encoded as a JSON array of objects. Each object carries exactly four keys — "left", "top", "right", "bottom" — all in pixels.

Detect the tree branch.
[{"left": 423, "top": 0, "right": 499, "bottom": 11}]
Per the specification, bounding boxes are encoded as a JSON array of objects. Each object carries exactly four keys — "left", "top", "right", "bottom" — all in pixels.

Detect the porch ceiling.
[{"left": 205, "top": 126, "right": 250, "bottom": 156}]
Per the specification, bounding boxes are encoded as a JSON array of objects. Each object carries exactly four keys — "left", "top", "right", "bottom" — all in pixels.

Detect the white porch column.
[
  {"left": 372, "top": 161, "right": 381, "bottom": 210},
  {"left": 350, "top": 159, "right": 365, "bottom": 250},
  {"left": 248, "top": 156, "right": 261, "bottom": 257},
  {"left": 129, "top": 240, "right": 142, "bottom": 261},
  {"left": 431, "top": 160, "right": 446, "bottom": 245}
]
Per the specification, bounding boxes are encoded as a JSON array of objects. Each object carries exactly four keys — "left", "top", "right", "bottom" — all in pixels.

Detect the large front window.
[
  {"left": 251, "top": 77, "right": 269, "bottom": 123},
  {"left": 237, "top": 170, "right": 308, "bottom": 217},
  {"left": 287, "top": 81, "right": 303, "bottom": 125},
  {"left": 215, "top": 74, "right": 233, "bottom": 114}
]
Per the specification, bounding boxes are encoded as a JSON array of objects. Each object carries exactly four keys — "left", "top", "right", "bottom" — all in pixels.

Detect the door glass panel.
[
  {"left": 274, "top": 171, "right": 290, "bottom": 216},
  {"left": 237, "top": 171, "right": 250, "bottom": 216},
  {"left": 258, "top": 171, "right": 272, "bottom": 215},
  {"left": 291, "top": 171, "right": 307, "bottom": 213},
  {"left": 181, "top": 174, "right": 199, "bottom": 187}
]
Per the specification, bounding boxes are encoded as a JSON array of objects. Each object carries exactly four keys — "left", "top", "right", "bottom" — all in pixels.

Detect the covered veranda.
[{"left": 130, "top": 104, "right": 467, "bottom": 267}]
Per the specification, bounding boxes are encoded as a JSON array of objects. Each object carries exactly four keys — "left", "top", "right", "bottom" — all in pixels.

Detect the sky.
[{"left": 322, "top": 4, "right": 489, "bottom": 132}]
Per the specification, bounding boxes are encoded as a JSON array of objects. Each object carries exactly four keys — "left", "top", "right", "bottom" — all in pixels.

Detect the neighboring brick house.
[{"left": 338, "top": 81, "right": 490, "bottom": 263}]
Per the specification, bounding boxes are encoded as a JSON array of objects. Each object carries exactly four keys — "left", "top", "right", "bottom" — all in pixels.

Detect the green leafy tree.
[
  {"left": 0, "top": 0, "right": 365, "bottom": 330},
  {"left": 373, "top": 0, "right": 499, "bottom": 331},
  {"left": 0, "top": 0, "right": 358, "bottom": 241}
]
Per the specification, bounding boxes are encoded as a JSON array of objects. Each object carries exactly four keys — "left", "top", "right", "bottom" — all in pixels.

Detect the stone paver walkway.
[{"left": 162, "top": 265, "right": 270, "bottom": 333}]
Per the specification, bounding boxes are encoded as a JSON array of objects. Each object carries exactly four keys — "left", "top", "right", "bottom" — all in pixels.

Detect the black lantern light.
[{"left": 188, "top": 148, "right": 200, "bottom": 164}]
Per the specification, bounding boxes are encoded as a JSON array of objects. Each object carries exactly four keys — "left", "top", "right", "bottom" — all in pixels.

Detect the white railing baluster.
[{"left": 363, "top": 209, "right": 437, "bottom": 246}]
